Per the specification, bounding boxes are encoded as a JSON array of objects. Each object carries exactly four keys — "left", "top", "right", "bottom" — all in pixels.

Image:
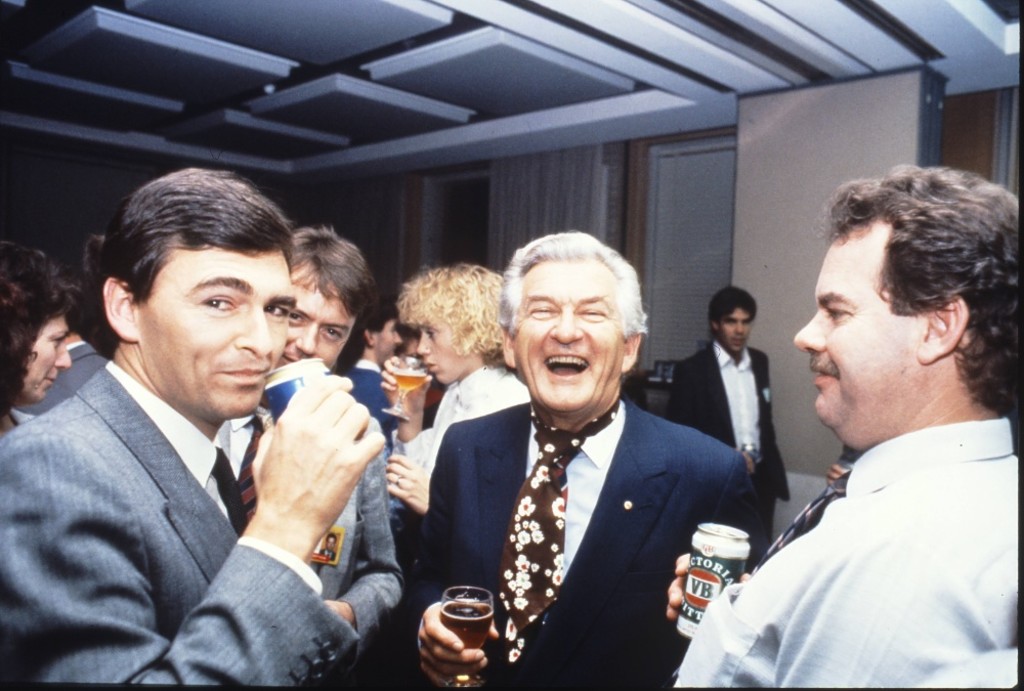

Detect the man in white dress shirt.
[
  {"left": 673, "top": 165, "right": 1018, "bottom": 687},
  {"left": 666, "top": 286, "right": 789, "bottom": 536}
]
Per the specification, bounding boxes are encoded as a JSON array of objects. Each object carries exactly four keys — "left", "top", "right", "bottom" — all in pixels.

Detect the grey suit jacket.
[
  {"left": 0, "top": 369, "right": 357, "bottom": 684},
  {"left": 306, "top": 417, "right": 403, "bottom": 659}
]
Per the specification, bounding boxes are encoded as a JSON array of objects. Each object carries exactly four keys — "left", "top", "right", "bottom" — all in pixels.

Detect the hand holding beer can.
[{"left": 677, "top": 523, "right": 750, "bottom": 638}]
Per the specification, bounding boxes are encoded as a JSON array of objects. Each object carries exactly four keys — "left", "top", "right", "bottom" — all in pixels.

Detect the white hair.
[{"left": 499, "top": 231, "right": 648, "bottom": 338}]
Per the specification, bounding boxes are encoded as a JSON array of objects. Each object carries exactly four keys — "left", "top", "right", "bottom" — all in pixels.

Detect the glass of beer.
[
  {"left": 440, "top": 585, "right": 494, "bottom": 687},
  {"left": 382, "top": 355, "right": 428, "bottom": 421}
]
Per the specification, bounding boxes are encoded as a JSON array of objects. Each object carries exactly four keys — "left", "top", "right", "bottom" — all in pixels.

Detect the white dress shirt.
[
  {"left": 714, "top": 342, "right": 759, "bottom": 452},
  {"left": 676, "top": 418, "right": 1018, "bottom": 687}
]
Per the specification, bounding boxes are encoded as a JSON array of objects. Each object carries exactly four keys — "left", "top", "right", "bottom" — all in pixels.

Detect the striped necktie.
[
  {"left": 754, "top": 471, "right": 850, "bottom": 572},
  {"left": 237, "top": 415, "right": 263, "bottom": 522}
]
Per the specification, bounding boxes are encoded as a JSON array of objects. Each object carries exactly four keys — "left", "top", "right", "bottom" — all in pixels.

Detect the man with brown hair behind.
[{"left": 219, "top": 225, "right": 401, "bottom": 681}]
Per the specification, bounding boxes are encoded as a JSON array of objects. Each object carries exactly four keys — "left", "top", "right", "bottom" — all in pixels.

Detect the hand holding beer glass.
[
  {"left": 439, "top": 586, "right": 494, "bottom": 687},
  {"left": 382, "top": 355, "right": 429, "bottom": 421}
]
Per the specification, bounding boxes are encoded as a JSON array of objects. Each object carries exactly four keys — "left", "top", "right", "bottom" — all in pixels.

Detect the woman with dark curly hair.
[{"left": 0, "top": 241, "right": 77, "bottom": 434}]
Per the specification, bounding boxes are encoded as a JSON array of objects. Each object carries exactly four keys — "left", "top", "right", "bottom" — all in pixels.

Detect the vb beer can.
[{"left": 676, "top": 523, "right": 750, "bottom": 638}]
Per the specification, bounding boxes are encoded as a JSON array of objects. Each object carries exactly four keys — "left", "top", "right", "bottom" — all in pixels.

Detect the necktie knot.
[{"left": 754, "top": 469, "right": 850, "bottom": 572}]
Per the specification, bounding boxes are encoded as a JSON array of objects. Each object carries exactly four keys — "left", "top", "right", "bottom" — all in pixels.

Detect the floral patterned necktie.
[{"left": 498, "top": 403, "right": 618, "bottom": 664}]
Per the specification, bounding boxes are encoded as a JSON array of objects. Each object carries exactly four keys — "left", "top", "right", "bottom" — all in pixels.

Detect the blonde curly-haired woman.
[{"left": 382, "top": 263, "right": 528, "bottom": 517}]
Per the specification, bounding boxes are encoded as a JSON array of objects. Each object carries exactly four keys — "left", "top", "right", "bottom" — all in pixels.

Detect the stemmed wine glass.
[
  {"left": 382, "top": 355, "right": 428, "bottom": 421},
  {"left": 440, "top": 586, "right": 494, "bottom": 687}
]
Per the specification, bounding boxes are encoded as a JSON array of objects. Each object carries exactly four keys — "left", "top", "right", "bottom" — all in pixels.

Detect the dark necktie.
[
  {"left": 498, "top": 403, "right": 618, "bottom": 664},
  {"left": 753, "top": 471, "right": 850, "bottom": 572},
  {"left": 212, "top": 448, "right": 247, "bottom": 535},
  {"left": 237, "top": 415, "right": 263, "bottom": 522}
]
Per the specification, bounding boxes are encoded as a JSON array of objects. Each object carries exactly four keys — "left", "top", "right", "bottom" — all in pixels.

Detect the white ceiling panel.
[
  {"left": 689, "top": 0, "right": 877, "bottom": 78},
  {"left": 759, "top": 0, "right": 922, "bottom": 72},
  {"left": 3, "top": 60, "right": 182, "bottom": 131},
  {"left": 529, "top": 0, "right": 789, "bottom": 92},
  {"left": 161, "top": 108, "right": 351, "bottom": 159},
  {"left": 364, "top": 27, "right": 634, "bottom": 115},
  {"left": 0, "top": 0, "right": 1017, "bottom": 179},
  {"left": 126, "top": 0, "right": 453, "bottom": 65},
  {"left": 21, "top": 6, "right": 297, "bottom": 102},
  {"left": 430, "top": 0, "right": 724, "bottom": 100},
  {"left": 248, "top": 73, "right": 474, "bottom": 141}
]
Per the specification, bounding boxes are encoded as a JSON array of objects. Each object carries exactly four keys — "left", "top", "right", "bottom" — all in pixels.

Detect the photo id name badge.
[{"left": 310, "top": 525, "right": 345, "bottom": 566}]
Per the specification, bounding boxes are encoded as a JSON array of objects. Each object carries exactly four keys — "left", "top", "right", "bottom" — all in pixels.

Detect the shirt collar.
[
  {"left": 106, "top": 361, "right": 218, "bottom": 486},
  {"left": 713, "top": 341, "right": 750, "bottom": 371},
  {"left": 528, "top": 400, "right": 626, "bottom": 472},
  {"left": 449, "top": 365, "right": 498, "bottom": 410},
  {"left": 845, "top": 418, "right": 1014, "bottom": 497},
  {"left": 354, "top": 358, "right": 381, "bottom": 373},
  {"left": 457, "top": 365, "right": 493, "bottom": 397},
  {"left": 580, "top": 400, "right": 627, "bottom": 469}
]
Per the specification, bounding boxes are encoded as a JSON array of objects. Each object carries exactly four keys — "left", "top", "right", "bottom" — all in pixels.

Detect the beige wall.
[{"left": 733, "top": 70, "right": 930, "bottom": 476}]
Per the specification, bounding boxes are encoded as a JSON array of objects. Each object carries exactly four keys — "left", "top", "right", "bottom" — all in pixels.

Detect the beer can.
[
  {"left": 676, "top": 523, "right": 750, "bottom": 638},
  {"left": 264, "top": 358, "right": 329, "bottom": 420}
]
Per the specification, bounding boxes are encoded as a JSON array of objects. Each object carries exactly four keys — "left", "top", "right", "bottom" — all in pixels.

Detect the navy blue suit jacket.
[
  {"left": 408, "top": 400, "right": 766, "bottom": 687},
  {"left": 345, "top": 365, "right": 396, "bottom": 450}
]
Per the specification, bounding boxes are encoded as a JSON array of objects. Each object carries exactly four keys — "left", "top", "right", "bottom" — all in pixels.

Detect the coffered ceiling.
[{"left": 1, "top": 0, "right": 1018, "bottom": 181}]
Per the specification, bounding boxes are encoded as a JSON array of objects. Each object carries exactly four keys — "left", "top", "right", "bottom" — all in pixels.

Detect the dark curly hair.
[
  {"left": 708, "top": 286, "right": 757, "bottom": 323},
  {"left": 824, "top": 165, "right": 1018, "bottom": 414},
  {"left": 0, "top": 241, "right": 79, "bottom": 416}
]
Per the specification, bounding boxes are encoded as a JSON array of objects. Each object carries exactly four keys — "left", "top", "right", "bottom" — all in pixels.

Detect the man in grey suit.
[{"left": 0, "top": 168, "right": 384, "bottom": 684}]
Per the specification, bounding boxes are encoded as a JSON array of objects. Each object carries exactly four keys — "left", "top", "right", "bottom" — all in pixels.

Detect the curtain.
[{"left": 488, "top": 145, "right": 606, "bottom": 269}]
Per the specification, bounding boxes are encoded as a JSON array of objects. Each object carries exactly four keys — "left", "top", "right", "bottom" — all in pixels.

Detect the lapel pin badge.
[{"left": 623, "top": 500, "right": 633, "bottom": 511}]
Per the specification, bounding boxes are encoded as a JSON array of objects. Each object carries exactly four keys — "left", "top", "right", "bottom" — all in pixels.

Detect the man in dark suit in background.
[
  {"left": 0, "top": 168, "right": 384, "bottom": 684},
  {"left": 409, "top": 232, "right": 765, "bottom": 687},
  {"left": 666, "top": 287, "right": 789, "bottom": 537}
]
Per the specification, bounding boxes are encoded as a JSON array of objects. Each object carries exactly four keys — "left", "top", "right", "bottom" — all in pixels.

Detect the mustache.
[{"left": 810, "top": 354, "right": 840, "bottom": 379}]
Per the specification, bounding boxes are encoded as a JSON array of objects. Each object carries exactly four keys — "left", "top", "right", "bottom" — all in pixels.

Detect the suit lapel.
[
  {"left": 704, "top": 346, "right": 735, "bottom": 445},
  {"left": 78, "top": 370, "right": 237, "bottom": 582},
  {"left": 525, "top": 404, "right": 680, "bottom": 676},
  {"left": 476, "top": 406, "right": 531, "bottom": 585},
  {"left": 752, "top": 350, "right": 770, "bottom": 406}
]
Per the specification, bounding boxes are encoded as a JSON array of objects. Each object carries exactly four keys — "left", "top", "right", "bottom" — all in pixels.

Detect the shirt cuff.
[{"left": 238, "top": 536, "right": 323, "bottom": 595}]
